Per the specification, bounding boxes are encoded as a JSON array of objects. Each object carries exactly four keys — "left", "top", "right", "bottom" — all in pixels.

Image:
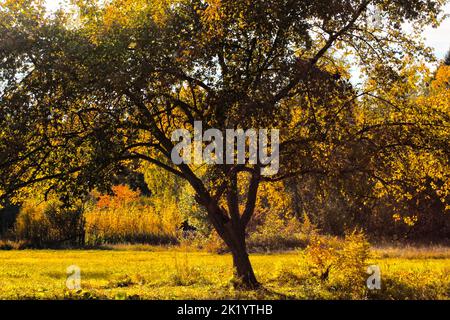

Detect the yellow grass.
[{"left": 0, "top": 246, "right": 448, "bottom": 300}]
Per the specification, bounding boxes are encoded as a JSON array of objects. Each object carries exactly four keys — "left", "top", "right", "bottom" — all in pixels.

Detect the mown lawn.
[{"left": 0, "top": 247, "right": 448, "bottom": 300}]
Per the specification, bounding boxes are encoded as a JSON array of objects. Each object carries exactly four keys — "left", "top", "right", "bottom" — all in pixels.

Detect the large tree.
[{"left": 0, "top": 0, "right": 448, "bottom": 287}]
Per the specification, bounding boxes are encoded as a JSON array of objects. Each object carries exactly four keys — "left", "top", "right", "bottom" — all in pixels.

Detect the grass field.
[{"left": 0, "top": 246, "right": 448, "bottom": 300}]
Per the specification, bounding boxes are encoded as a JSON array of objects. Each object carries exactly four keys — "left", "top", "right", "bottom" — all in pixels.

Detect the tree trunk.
[
  {"left": 203, "top": 202, "right": 260, "bottom": 289},
  {"left": 193, "top": 174, "right": 260, "bottom": 289},
  {"left": 230, "top": 241, "right": 259, "bottom": 289}
]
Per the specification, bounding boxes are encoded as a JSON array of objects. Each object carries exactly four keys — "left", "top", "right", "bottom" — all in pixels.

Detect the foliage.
[
  {"left": 95, "top": 185, "right": 141, "bottom": 209},
  {"left": 247, "top": 214, "right": 312, "bottom": 252},
  {"left": 271, "top": 65, "right": 450, "bottom": 241},
  {"left": 142, "top": 163, "right": 211, "bottom": 235},
  {"left": 7, "top": 184, "right": 183, "bottom": 247},
  {"left": 303, "top": 231, "right": 371, "bottom": 298},
  {"left": 84, "top": 185, "right": 182, "bottom": 245},
  {"left": 13, "top": 200, "right": 85, "bottom": 248}
]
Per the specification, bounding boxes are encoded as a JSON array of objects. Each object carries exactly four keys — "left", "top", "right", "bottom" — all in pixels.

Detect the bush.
[
  {"left": 0, "top": 239, "right": 28, "bottom": 250},
  {"left": 14, "top": 200, "right": 85, "bottom": 248},
  {"left": 247, "top": 214, "right": 315, "bottom": 252},
  {"left": 302, "top": 230, "right": 372, "bottom": 299},
  {"left": 177, "top": 230, "right": 228, "bottom": 254},
  {"left": 329, "top": 231, "right": 371, "bottom": 298}
]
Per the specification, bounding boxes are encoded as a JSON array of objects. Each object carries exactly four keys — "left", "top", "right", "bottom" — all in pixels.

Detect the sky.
[{"left": 422, "top": 2, "right": 450, "bottom": 60}]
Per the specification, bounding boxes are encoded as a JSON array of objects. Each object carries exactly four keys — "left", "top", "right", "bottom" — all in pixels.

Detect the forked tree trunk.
[
  {"left": 203, "top": 201, "right": 260, "bottom": 289},
  {"left": 220, "top": 213, "right": 260, "bottom": 289},
  {"left": 230, "top": 240, "right": 259, "bottom": 289},
  {"left": 193, "top": 170, "right": 261, "bottom": 289}
]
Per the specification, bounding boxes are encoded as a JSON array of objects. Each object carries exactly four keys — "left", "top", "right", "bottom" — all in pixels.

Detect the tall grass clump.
[
  {"left": 84, "top": 185, "right": 182, "bottom": 246},
  {"left": 169, "top": 253, "right": 206, "bottom": 286}
]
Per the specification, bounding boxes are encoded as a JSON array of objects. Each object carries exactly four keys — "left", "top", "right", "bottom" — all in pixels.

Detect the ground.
[{"left": 0, "top": 246, "right": 448, "bottom": 300}]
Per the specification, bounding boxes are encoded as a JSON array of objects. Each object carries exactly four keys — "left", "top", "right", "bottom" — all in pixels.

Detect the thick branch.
[{"left": 241, "top": 170, "right": 261, "bottom": 228}]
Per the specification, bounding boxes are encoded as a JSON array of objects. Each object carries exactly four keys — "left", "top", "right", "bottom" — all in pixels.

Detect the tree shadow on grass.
[{"left": 230, "top": 284, "right": 297, "bottom": 300}]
